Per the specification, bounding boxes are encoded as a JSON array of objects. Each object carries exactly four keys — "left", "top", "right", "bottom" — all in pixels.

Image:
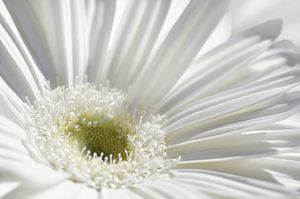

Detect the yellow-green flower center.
[
  {"left": 27, "top": 84, "right": 174, "bottom": 189},
  {"left": 65, "top": 113, "right": 133, "bottom": 161}
]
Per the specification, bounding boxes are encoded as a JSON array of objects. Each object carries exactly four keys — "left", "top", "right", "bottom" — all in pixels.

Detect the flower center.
[
  {"left": 65, "top": 114, "right": 133, "bottom": 161},
  {"left": 25, "top": 83, "right": 178, "bottom": 190}
]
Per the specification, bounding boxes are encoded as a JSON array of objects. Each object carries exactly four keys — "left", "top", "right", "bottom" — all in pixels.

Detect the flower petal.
[
  {"left": 0, "top": 182, "right": 20, "bottom": 199},
  {"left": 108, "top": 0, "right": 172, "bottom": 90},
  {"left": 132, "top": 180, "right": 206, "bottom": 199},
  {"left": 0, "top": 19, "right": 42, "bottom": 100},
  {"left": 129, "top": 0, "right": 231, "bottom": 107},
  {"left": 0, "top": 1, "right": 47, "bottom": 99},
  {"left": 0, "top": 160, "right": 70, "bottom": 194},
  {"left": 164, "top": 86, "right": 300, "bottom": 144},
  {"left": 168, "top": 133, "right": 274, "bottom": 162},
  {"left": 99, "top": 188, "right": 142, "bottom": 199},
  {"left": 4, "top": 0, "right": 88, "bottom": 86},
  {"left": 254, "top": 158, "right": 300, "bottom": 190},
  {"left": 0, "top": 114, "right": 30, "bottom": 164},
  {"left": 87, "top": 0, "right": 172, "bottom": 92},
  {"left": 173, "top": 116, "right": 300, "bottom": 191},
  {"left": 0, "top": 78, "right": 26, "bottom": 127},
  {"left": 160, "top": 20, "right": 283, "bottom": 115},
  {"left": 230, "top": 0, "right": 300, "bottom": 49},
  {"left": 86, "top": 0, "right": 116, "bottom": 84},
  {"left": 2, "top": 181, "right": 81, "bottom": 199},
  {"left": 198, "top": 13, "right": 232, "bottom": 57},
  {"left": 173, "top": 169, "right": 297, "bottom": 198},
  {"left": 75, "top": 186, "right": 98, "bottom": 199},
  {"left": 169, "top": 127, "right": 300, "bottom": 162}
]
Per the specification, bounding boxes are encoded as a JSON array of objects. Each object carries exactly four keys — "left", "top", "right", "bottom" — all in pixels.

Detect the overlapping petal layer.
[{"left": 0, "top": 0, "right": 300, "bottom": 198}]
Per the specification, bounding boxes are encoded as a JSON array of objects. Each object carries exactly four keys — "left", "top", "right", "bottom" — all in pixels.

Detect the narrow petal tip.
[{"left": 238, "top": 19, "right": 283, "bottom": 41}]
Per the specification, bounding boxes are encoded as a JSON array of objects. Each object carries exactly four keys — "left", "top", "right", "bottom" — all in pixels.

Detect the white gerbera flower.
[{"left": 0, "top": 0, "right": 300, "bottom": 198}]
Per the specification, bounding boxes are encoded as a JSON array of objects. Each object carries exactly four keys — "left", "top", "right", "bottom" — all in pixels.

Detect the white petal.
[
  {"left": 0, "top": 77, "right": 28, "bottom": 127},
  {"left": 160, "top": 20, "right": 283, "bottom": 114},
  {"left": 0, "top": 1, "right": 47, "bottom": 98},
  {"left": 198, "top": 13, "right": 232, "bottom": 57},
  {"left": 0, "top": 114, "right": 31, "bottom": 163},
  {"left": 230, "top": 0, "right": 300, "bottom": 49},
  {"left": 0, "top": 132, "right": 26, "bottom": 155},
  {"left": 31, "top": 182, "right": 83, "bottom": 199},
  {"left": 168, "top": 133, "right": 275, "bottom": 162},
  {"left": 176, "top": 159, "right": 275, "bottom": 184},
  {"left": 171, "top": 127, "right": 300, "bottom": 161},
  {"left": 164, "top": 88, "right": 299, "bottom": 144},
  {"left": 234, "top": 40, "right": 300, "bottom": 83},
  {"left": 167, "top": 81, "right": 298, "bottom": 128},
  {"left": 0, "top": 182, "right": 20, "bottom": 198},
  {"left": 99, "top": 188, "right": 142, "bottom": 199},
  {"left": 0, "top": 22, "right": 42, "bottom": 100},
  {"left": 0, "top": 92, "right": 24, "bottom": 127},
  {"left": 0, "top": 115, "right": 25, "bottom": 140},
  {"left": 3, "top": 181, "right": 81, "bottom": 199},
  {"left": 75, "top": 186, "right": 98, "bottom": 199},
  {"left": 108, "top": 0, "right": 172, "bottom": 90},
  {"left": 132, "top": 181, "right": 206, "bottom": 199},
  {"left": 0, "top": 160, "right": 69, "bottom": 192},
  {"left": 174, "top": 170, "right": 297, "bottom": 198},
  {"left": 252, "top": 157, "right": 300, "bottom": 191},
  {"left": 179, "top": 13, "right": 232, "bottom": 90},
  {"left": 4, "top": 0, "right": 88, "bottom": 87},
  {"left": 169, "top": 66, "right": 300, "bottom": 120},
  {"left": 129, "top": 0, "right": 230, "bottom": 108},
  {"left": 86, "top": 0, "right": 116, "bottom": 84}
]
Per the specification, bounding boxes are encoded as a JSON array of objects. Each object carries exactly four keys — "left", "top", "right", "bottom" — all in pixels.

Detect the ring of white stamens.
[{"left": 25, "top": 83, "right": 177, "bottom": 190}]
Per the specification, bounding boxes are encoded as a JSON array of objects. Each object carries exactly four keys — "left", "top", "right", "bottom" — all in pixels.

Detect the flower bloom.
[{"left": 0, "top": 0, "right": 300, "bottom": 198}]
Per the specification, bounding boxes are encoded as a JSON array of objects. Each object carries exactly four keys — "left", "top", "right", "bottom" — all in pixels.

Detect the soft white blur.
[{"left": 230, "top": 0, "right": 300, "bottom": 50}]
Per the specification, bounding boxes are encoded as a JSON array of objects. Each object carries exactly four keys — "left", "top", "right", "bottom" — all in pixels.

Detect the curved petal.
[
  {"left": 159, "top": 20, "right": 283, "bottom": 115},
  {"left": 2, "top": 181, "right": 81, "bottom": 199},
  {"left": 99, "top": 188, "right": 143, "bottom": 199},
  {"left": 164, "top": 86, "right": 300, "bottom": 144},
  {"left": 0, "top": 77, "right": 27, "bottom": 127},
  {"left": 0, "top": 115, "right": 30, "bottom": 163},
  {"left": 0, "top": 22, "right": 42, "bottom": 101},
  {"left": 172, "top": 169, "right": 298, "bottom": 198},
  {"left": 174, "top": 120, "right": 300, "bottom": 192},
  {"left": 0, "top": 1, "right": 47, "bottom": 100},
  {"left": 75, "top": 186, "right": 98, "bottom": 199},
  {"left": 110, "top": 0, "right": 172, "bottom": 90},
  {"left": 87, "top": 0, "right": 172, "bottom": 92},
  {"left": 0, "top": 182, "right": 20, "bottom": 199},
  {"left": 171, "top": 127, "right": 300, "bottom": 161},
  {"left": 230, "top": 0, "right": 300, "bottom": 49},
  {"left": 128, "top": 0, "right": 231, "bottom": 108},
  {"left": 4, "top": 0, "right": 88, "bottom": 87},
  {"left": 85, "top": 0, "right": 116, "bottom": 84},
  {"left": 0, "top": 160, "right": 70, "bottom": 194},
  {"left": 132, "top": 180, "right": 206, "bottom": 199},
  {"left": 253, "top": 158, "right": 300, "bottom": 191}
]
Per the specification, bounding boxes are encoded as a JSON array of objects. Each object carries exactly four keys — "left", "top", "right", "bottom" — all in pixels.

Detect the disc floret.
[{"left": 25, "top": 83, "right": 178, "bottom": 190}]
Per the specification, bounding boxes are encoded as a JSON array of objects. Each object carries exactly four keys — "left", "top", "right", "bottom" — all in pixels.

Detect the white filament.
[{"left": 25, "top": 83, "right": 178, "bottom": 190}]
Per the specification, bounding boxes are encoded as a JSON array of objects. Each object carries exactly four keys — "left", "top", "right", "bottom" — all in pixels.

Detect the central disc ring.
[
  {"left": 26, "top": 84, "right": 176, "bottom": 189},
  {"left": 64, "top": 113, "right": 134, "bottom": 161}
]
